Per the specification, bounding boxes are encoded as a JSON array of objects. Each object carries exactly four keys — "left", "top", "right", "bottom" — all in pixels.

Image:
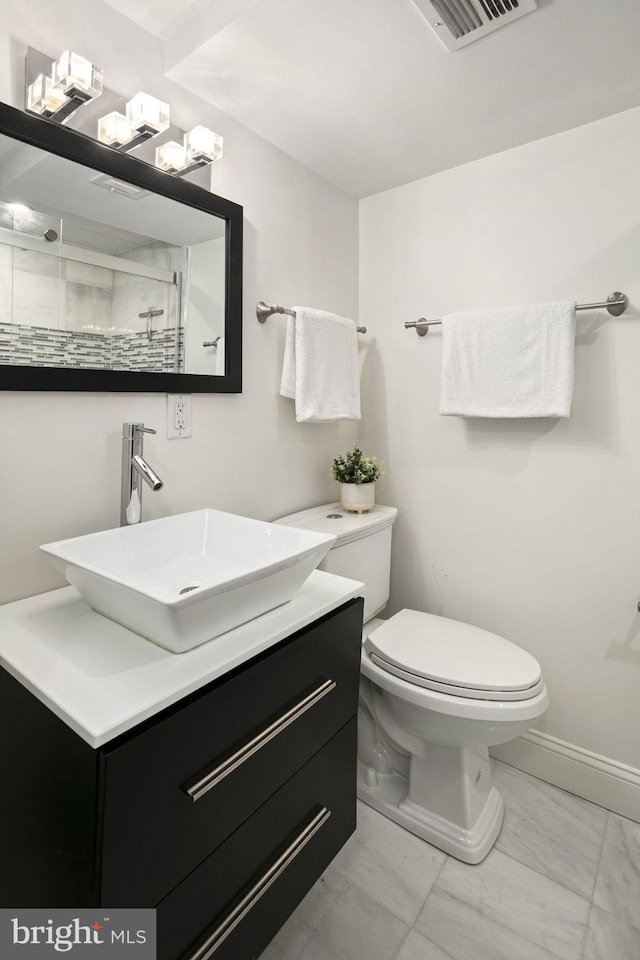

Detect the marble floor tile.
[
  {"left": 583, "top": 904, "right": 640, "bottom": 960},
  {"left": 492, "top": 761, "right": 607, "bottom": 899},
  {"left": 394, "top": 928, "right": 455, "bottom": 960},
  {"left": 260, "top": 866, "right": 409, "bottom": 960},
  {"left": 592, "top": 813, "right": 640, "bottom": 931},
  {"left": 258, "top": 908, "right": 311, "bottom": 960},
  {"left": 414, "top": 848, "right": 590, "bottom": 960},
  {"left": 330, "top": 800, "right": 447, "bottom": 924},
  {"left": 258, "top": 867, "right": 344, "bottom": 960}
]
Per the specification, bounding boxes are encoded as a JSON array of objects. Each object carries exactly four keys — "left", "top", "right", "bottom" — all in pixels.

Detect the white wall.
[
  {"left": 0, "top": 0, "right": 359, "bottom": 604},
  {"left": 359, "top": 107, "right": 640, "bottom": 791}
]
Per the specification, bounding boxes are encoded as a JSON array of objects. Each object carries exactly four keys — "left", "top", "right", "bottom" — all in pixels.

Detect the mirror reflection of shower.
[
  {"left": 139, "top": 308, "right": 164, "bottom": 342},
  {"left": 0, "top": 198, "right": 186, "bottom": 373}
]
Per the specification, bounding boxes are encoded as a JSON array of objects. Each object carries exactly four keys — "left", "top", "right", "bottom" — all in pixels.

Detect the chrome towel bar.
[
  {"left": 405, "top": 291, "right": 629, "bottom": 337},
  {"left": 257, "top": 301, "right": 367, "bottom": 334}
]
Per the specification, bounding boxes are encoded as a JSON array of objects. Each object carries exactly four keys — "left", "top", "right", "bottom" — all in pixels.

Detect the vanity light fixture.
[
  {"left": 97, "top": 92, "right": 170, "bottom": 152},
  {"left": 155, "top": 140, "right": 188, "bottom": 174},
  {"left": 26, "top": 50, "right": 103, "bottom": 123},
  {"left": 97, "top": 111, "right": 136, "bottom": 149},
  {"left": 25, "top": 48, "right": 224, "bottom": 180},
  {"left": 155, "top": 126, "right": 223, "bottom": 177},
  {"left": 184, "top": 126, "right": 223, "bottom": 165}
]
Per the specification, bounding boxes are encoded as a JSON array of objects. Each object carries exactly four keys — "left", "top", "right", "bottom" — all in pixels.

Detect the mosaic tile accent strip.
[
  {"left": 111, "top": 328, "right": 184, "bottom": 373},
  {"left": 0, "top": 322, "right": 184, "bottom": 372}
]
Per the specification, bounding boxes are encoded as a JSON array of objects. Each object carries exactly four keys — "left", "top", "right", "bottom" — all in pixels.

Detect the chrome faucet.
[{"left": 121, "top": 422, "right": 164, "bottom": 525}]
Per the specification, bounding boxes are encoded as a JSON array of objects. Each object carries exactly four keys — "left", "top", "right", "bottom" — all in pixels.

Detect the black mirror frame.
[{"left": 0, "top": 102, "right": 242, "bottom": 393}]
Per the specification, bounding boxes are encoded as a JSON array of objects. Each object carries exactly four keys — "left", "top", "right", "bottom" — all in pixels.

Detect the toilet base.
[{"left": 356, "top": 760, "right": 504, "bottom": 864}]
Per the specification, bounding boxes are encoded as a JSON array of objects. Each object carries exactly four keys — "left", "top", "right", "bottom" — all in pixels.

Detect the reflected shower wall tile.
[
  {"left": 414, "top": 848, "right": 590, "bottom": 960},
  {"left": 0, "top": 320, "right": 10, "bottom": 363},
  {"left": 12, "top": 248, "right": 60, "bottom": 277},
  {"left": 492, "top": 761, "right": 607, "bottom": 898},
  {"left": 65, "top": 330, "right": 109, "bottom": 368},
  {"left": 12, "top": 208, "right": 60, "bottom": 240},
  {"left": 111, "top": 271, "right": 170, "bottom": 334},
  {"left": 0, "top": 245, "right": 11, "bottom": 325},
  {"left": 1, "top": 320, "right": 181, "bottom": 371},
  {"left": 593, "top": 813, "right": 640, "bottom": 930},
  {"left": 65, "top": 282, "right": 112, "bottom": 333},
  {"left": 110, "top": 327, "right": 183, "bottom": 372},
  {"left": 3, "top": 323, "right": 108, "bottom": 368},
  {"left": 12, "top": 268, "right": 61, "bottom": 329},
  {"left": 117, "top": 242, "right": 174, "bottom": 271},
  {"left": 583, "top": 904, "right": 640, "bottom": 960},
  {"left": 66, "top": 261, "right": 113, "bottom": 289}
]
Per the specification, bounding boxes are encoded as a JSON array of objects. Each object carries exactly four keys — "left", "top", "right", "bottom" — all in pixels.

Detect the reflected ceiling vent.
[
  {"left": 90, "top": 173, "right": 150, "bottom": 200},
  {"left": 411, "top": 0, "right": 539, "bottom": 51}
]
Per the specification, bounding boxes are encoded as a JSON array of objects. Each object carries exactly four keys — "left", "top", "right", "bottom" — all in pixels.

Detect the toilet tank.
[{"left": 275, "top": 504, "right": 398, "bottom": 623}]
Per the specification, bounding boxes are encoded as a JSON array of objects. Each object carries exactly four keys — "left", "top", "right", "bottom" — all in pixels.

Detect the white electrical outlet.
[{"left": 167, "top": 394, "right": 192, "bottom": 439}]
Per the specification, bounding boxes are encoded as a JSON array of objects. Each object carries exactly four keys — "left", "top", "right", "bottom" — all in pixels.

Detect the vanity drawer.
[
  {"left": 156, "top": 718, "right": 356, "bottom": 960},
  {"left": 99, "top": 598, "right": 362, "bottom": 906}
]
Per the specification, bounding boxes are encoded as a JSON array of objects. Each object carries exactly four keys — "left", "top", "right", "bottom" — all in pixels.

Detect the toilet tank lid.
[
  {"left": 275, "top": 503, "right": 398, "bottom": 546},
  {"left": 365, "top": 609, "right": 542, "bottom": 692}
]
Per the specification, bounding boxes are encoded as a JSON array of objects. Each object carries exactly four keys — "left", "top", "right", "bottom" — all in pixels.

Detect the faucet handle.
[{"left": 122, "top": 422, "right": 157, "bottom": 438}]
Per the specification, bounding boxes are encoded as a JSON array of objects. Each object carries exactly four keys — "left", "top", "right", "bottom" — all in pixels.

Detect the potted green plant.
[{"left": 331, "top": 445, "right": 384, "bottom": 513}]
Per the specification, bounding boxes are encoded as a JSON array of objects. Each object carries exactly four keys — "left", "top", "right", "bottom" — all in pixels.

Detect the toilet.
[{"left": 276, "top": 503, "right": 548, "bottom": 864}]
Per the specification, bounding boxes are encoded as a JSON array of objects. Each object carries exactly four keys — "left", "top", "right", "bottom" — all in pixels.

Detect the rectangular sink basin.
[{"left": 40, "top": 510, "right": 336, "bottom": 653}]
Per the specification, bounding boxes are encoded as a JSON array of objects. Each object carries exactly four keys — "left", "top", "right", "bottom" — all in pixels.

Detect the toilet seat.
[{"left": 364, "top": 609, "right": 544, "bottom": 702}]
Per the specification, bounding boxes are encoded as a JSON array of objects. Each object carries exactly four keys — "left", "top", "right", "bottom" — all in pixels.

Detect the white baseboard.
[{"left": 490, "top": 729, "right": 640, "bottom": 823}]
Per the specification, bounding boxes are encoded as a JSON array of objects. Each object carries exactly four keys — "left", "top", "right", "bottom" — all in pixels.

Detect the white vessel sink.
[{"left": 40, "top": 510, "right": 336, "bottom": 653}]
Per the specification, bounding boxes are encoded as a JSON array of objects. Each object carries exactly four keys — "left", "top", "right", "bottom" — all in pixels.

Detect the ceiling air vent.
[
  {"left": 411, "top": 0, "right": 539, "bottom": 51},
  {"left": 90, "top": 173, "right": 150, "bottom": 200}
]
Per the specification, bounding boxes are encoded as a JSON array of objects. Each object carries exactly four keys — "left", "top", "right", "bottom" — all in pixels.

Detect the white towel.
[
  {"left": 280, "top": 306, "right": 361, "bottom": 422},
  {"left": 439, "top": 300, "right": 577, "bottom": 418}
]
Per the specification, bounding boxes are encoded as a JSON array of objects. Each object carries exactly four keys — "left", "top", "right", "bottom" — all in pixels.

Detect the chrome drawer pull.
[
  {"left": 186, "top": 679, "right": 336, "bottom": 802},
  {"left": 188, "top": 806, "right": 332, "bottom": 960}
]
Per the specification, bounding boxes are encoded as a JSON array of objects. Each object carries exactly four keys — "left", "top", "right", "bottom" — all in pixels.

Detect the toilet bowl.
[
  {"left": 276, "top": 504, "right": 548, "bottom": 863},
  {"left": 358, "top": 611, "right": 548, "bottom": 862}
]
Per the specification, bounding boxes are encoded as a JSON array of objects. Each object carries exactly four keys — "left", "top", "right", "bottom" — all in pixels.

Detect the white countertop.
[{"left": 0, "top": 571, "right": 363, "bottom": 749}]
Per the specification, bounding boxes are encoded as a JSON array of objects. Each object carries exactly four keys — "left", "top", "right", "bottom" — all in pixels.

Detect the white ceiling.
[
  {"left": 100, "top": 0, "right": 640, "bottom": 198},
  {"left": 97, "top": 0, "right": 206, "bottom": 42}
]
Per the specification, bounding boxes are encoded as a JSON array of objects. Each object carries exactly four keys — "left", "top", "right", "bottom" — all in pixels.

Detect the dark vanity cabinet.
[{"left": 0, "top": 597, "right": 363, "bottom": 960}]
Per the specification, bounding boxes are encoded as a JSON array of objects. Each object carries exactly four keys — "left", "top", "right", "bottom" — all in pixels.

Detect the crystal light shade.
[
  {"left": 184, "top": 126, "right": 223, "bottom": 163},
  {"left": 52, "top": 50, "right": 103, "bottom": 99},
  {"left": 126, "top": 93, "right": 170, "bottom": 135},
  {"left": 155, "top": 140, "right": 188, "bottom": 173},
  {"left": 97, "top": 112, "right": 135, "bottom": 148},
  {"left": 26, "top": 74, "right": 68, "bottom": 116}
]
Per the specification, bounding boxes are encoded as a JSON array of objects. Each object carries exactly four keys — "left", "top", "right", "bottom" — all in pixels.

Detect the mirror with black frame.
[{"left": 0, "top": 102, "right": 242, "bottom": 392}]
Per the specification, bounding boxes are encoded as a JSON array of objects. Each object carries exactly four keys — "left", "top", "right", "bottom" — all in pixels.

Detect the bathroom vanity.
[{"left": 0, "top": 572, "right": 363, "bottom": 960}]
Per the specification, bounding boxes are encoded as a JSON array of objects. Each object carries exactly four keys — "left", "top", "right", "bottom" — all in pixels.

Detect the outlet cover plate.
[{"left": 167, "top": 393, "right": 192, "bottom": 439}]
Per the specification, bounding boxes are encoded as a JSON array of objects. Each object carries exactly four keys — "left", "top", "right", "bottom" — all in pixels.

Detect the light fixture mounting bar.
[
  {"left": 44, "top": 88, "right": 92, "bottom": 123},
  {"left": 116, "top": 126, "right": 156, "bottom": 152}
]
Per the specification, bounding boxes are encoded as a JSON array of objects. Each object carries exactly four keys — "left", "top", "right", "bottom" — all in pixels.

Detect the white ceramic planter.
[{"left": 340, "top": 482, "right": 375, "bottom": 514}]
